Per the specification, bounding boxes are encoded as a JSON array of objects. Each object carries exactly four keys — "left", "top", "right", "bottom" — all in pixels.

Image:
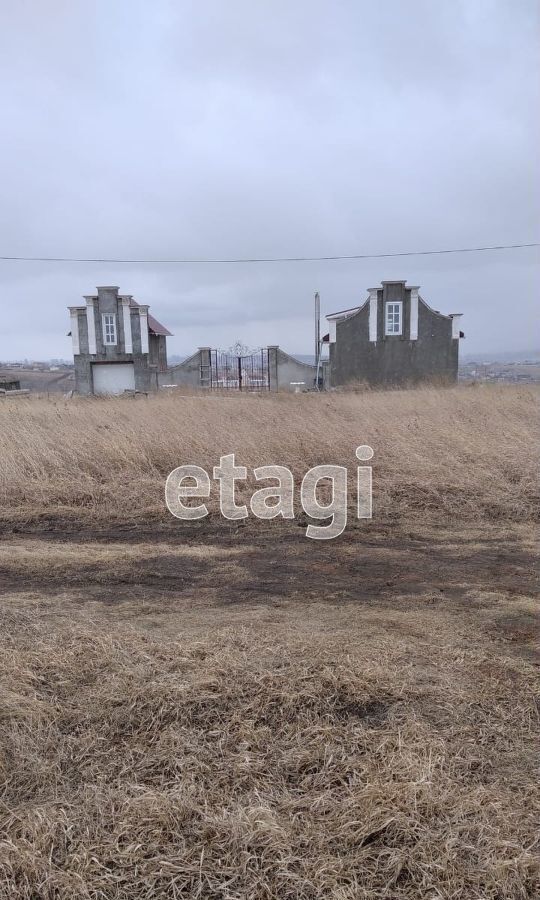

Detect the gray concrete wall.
[
  {"left": 149, "top": 334, "right": 168, "bottom": 372},
  {"left": 269, "top": 347, "right": 318, "bottom": 391},
  {"left": 131, "top": 309, "right": 142, "bottom": 354},
  {"left": 329, "top": 285, "right": 459, "bottom": 387},
  {"left": 157, "top": 335, "right": 168, "bottom": 371},
  {"left": 73, "top": 354, "right": 92, "bottom": 395},
  {"left": 158, "top": 350, "right": 204, "bottom": 388}
]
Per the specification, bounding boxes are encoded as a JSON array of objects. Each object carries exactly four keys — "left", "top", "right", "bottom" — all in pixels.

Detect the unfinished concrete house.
[
  {"left": 68, "top": 287, "right": 171, "bottom": 395},
  {"left": 325, "top": 281, "right": 463, "bottom": 387}
]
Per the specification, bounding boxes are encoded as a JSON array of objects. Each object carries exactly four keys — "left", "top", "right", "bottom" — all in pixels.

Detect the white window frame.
[
  {"left": 385, "top": 301, "right": 402, "bottom": 336},
  {"left": 102, "top": 313, "right": 117, "bottom": 346}
]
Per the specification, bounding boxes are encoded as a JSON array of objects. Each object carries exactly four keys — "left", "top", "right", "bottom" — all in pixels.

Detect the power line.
[{"left": 0, "top": 241, "right": 538, "bottom": 265}]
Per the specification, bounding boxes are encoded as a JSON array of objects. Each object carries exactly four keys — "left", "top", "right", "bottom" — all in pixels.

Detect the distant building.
[
  {"left": 325, "top": 281, "right": 463, "bottom": 387},
  {"left": 68, "top": 287, "right": 172, "bottom": 395}
]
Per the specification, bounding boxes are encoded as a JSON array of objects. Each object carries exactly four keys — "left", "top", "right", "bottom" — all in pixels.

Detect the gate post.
[
  {"left": 267, "top": 346, "right": 279, "bottom": 391},
  {"left": 199, "top": 347, "right": 212, "bottom": 388}
]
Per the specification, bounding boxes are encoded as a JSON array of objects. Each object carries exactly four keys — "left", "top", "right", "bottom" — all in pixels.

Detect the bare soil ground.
[{"left": 0, "top": 522, "right": 538, "bottom": 659}]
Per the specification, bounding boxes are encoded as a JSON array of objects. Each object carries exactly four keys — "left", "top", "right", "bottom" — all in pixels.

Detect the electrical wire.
[{"left": 0, "top": 242, "right": 538, "bottom": 265}]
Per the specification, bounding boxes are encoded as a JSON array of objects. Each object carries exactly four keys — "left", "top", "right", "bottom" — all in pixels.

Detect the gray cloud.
[{"left": 0, "top": 0, "right": 538, "bottom": 359}]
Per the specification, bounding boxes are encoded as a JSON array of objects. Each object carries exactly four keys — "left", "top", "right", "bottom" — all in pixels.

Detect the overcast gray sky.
[{"left": 0, "top": 0, "right": 538, "bottom": 359}]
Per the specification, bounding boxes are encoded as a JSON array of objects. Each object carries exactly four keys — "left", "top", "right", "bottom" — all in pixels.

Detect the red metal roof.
[
  {"left": 147, "top": 313, "right": 172, "bottom": 336},
  {"left": 129, "top": 299, "right": 172, "bottom": 336}
]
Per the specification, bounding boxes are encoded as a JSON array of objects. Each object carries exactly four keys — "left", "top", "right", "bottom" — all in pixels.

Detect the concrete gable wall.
[
  {"left": 330, "top": 303, "right": 370, "bottom": 386},
  {"left": 94, "top": 288, "right": 125, "bottom": 356},
  {"left": 377, "top": 284, "right": 411, "bottom": 337},
  {"left": 95, "top": 301, "right": 126, "bottom": 358},
  {"left": 75, "top": 292, "right": 148, "bottom": 359},
  {"left": 96, "top": 287, "right": 118, "bottom": 315},
  {"left": 417, "top": 297, "right": 452, "bottom": 342},
  {"left": 329, "top": 284, "right": 459, "bottom": 387}
]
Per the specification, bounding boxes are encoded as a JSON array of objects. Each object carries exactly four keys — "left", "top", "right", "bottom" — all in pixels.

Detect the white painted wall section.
[
  {"left": 69, "top": 310, "right": 80, "bottom": 355},
  {"left": 329, "top": 320, "right": 337, "bottom": 343},
  {"left": 139, "top": 306, "right": 149, "bottom": 354},
  {"left": 451, "top": 314, "right": 463, "bottom": 339},
  {"left": 86, "top": 299, "right": 97, "bottom": 355},
  {"left": 122, "top": 299, "right": 133, "bottom": 353},
  {"left": 409, "top": 289, "right": 419, "bottom": 340},
  {"left": 368, "top": 290, "right": 378, "bottom": 342}
]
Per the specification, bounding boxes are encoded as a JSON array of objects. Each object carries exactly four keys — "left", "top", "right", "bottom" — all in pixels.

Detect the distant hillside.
[
  {"left": 462, "top": 349, "right": 540, "bottom": 364},
  {"left": 0, "top": 367, "right": 75, "bottom": 393}
]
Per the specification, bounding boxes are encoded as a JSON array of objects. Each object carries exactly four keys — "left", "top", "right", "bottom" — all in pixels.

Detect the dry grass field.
[
  {"left": 0, "top": 384, "right": 537, "bottom": 525},
  {"left": 0, "top": 386, "right": 538, "bottom": 899}
]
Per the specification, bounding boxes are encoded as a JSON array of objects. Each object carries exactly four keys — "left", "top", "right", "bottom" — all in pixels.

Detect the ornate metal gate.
[{"left": 204, "top": 348, "right": 270, "bottom": 391}]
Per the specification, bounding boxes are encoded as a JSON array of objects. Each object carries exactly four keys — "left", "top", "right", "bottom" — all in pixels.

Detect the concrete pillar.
[
  {"left": 368, "top": 289, "right": 378, "bottom": 342},
  {"left": 69, "top": 309, "right": 80, "bottom": 355},
  {"left": 450, "top": 314, "right": 463, "bottom": 339},
  {"left": 267, "top": 346, "right": 279, "bottom": 391},
  {"left": 139, "top": 305, "right": 149, "bottom": 354},
  {"left": 121, "top": 297, "right": 133, "bottom": 353},
  {"left": 198, "top": 347, "right": 212, "bottom": 388},
  {"left": 409, "top": 287, "right": 419, "bottom": 341},
  {"left": 321, "top": 359, "right": 330, "bottom": 390},
  {"left": 85, "top": 297, "right": 97, "bottom": 355}
]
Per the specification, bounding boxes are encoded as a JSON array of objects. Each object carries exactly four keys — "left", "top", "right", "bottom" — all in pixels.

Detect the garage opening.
[{"left": 92, "top": 363, "right": 135, "bottom": 395}]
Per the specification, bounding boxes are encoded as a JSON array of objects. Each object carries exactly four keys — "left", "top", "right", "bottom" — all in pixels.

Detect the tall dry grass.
[{"left": 0, "top": 384, "right": 538, "bottom": 525}]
